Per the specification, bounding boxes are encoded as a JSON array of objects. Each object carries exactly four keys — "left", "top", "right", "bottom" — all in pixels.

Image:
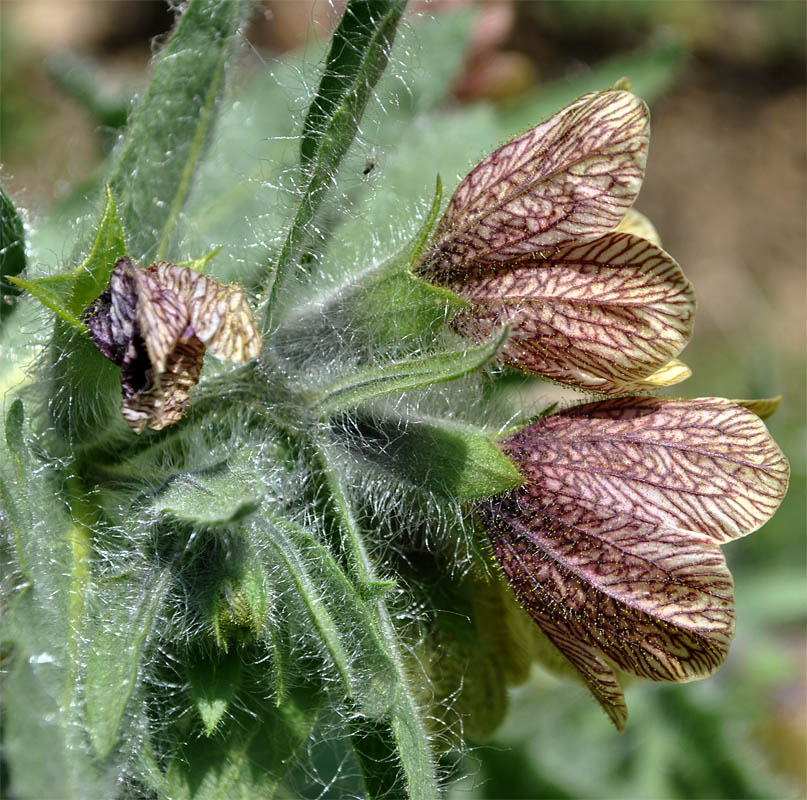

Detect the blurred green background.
[{"left": 2, "top": 1, "right": 804, "bottom": 798}]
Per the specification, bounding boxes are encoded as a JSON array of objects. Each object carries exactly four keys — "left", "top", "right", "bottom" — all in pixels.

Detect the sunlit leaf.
[
  {"left": 267, "top": 0, "right": 407, "bottom": 323},
  {"left": 105, "top": 0, "right": 249, "bottom": 263},
  {"left": 344, "top": 412, "right": 522, "bottom": 500},
  {"left": 314, "top": 327, "right": 508, "bottom": 416}
]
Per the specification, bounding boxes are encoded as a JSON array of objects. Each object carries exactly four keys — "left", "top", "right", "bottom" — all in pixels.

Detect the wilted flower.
[
  {"left": 419, "top": 87, "right": 695, "bottom": 395},
  {"left": 83, "top": 256, "right": 261, "bottom": 432},
  {"left": 416, "top": 88, "right": 790, "bottom": 727}
]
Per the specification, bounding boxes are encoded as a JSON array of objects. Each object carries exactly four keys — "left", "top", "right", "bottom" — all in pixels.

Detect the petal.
[
  {"left": 446, "top": 232, "right": 695, "bottom": 394},
  {"left": 83, "top": 257, "right": 139, "bottom": 365},
  {"left": 132, "top": 268, "right": 189, "bottom": 375},
  {"left": 146, "top": 263, "right": 261, "bottom": 362},
  {"left": 478, "top": 396, "right": 789, "bottom": 722},
  {"left": 502, "top": 397, "right": 789, "bottom": 545},
  {"left": 480, "top": 491, "right": 735, "bottom": 693},
  {"left": 422, "top": 89, "right": 649, "bottom": 272},
  {"left": 121, "top": 334, "right": 205, "bottom": 433},
  {"left": 614, "top": 208, "right": 662, "bottom": 246}
]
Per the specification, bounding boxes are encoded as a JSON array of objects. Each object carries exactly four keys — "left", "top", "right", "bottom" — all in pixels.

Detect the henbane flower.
[
  {"left": 83, "top": 257, "right": 261, "bottom": 433},
  {"left": 414, "top": 87, "right": 790, "bottom": 728},
  {"left": 418, "top": 87, "right": 695, "bottom": 395}
]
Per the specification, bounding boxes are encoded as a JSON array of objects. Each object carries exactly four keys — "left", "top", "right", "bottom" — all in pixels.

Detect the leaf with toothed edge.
[
  {"left": 443, "top": 231, "right": 696, "bottom": 394},
  {"left": 477, "top": 396, "right": 789, "bottom": 728},
  {"left": 422, "top": 89, "right": 650, "bottom": 272}
]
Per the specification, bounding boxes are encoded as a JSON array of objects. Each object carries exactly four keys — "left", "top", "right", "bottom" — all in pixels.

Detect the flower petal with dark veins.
[
  {"left": 477, "top": 396, "right": 789, "bottom": 725},
  {"left": 83, "top": 257, "right": 261, "bottom": 433},
  {"left": 423, "top": 89, "right": 649, "bottom": 272},
  {"left": 83, "top": 257, "right": 141, "bottom": 366},
  {"left": 121, "top": 334, "right": 205, "bottom": 433},
  {"left": 132, "top": 267, "right": 189, "bottom": 375},
  {"left": 147, "top": 263, "right": 262, "bottom": 361},
  {"left": 506, "top": 397, "right": 790, "bottom": 543},
  {"left": 446, "top": 232, "right": 695, "bottom": 394},
  {"left": 480, "top": 496, "right": 733, "bottom": 727}
]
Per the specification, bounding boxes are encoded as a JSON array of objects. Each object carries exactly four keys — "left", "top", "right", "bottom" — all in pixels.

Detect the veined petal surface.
[
  {"left": 446, "top": 232, "right": 695, "bottom": 394},
  {"left": 502, "top": 397, "right": 789, "bottom": 544},
  {"left": 480, "top": 496, "right": 734, "bottom": 727},
  {"left": 147, "top": 262, "right": 262, "bottom": 362},
  {"left": 477, "top": 397, "right": 789, "bottom": 725},
  {"left": 423, "top": 89, "right": 649, "bottom": 272}
]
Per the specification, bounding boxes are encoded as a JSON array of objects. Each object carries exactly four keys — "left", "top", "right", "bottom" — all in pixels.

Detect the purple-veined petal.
[
  {"left": 477, "top": 396, "right": 789, "bottom": 724},
  {"left": 502, "top": 396, "right": 790, "bottom": 544},
  {"left": 147, "top": 263, "right": 262, "bottom": 362},
  {"left": 121, "top": 334, "right": 205, "bottom": 433},
  {"left": 422, "top": 89, "right": 649, "bottom": 272},
  {"left": 445, "top": 232, "right": 695, "bottom": 394},
  {"left": 132, "top": 267, "right": 188, "bottom": 375},
  {"left": 83, "top": 258, "right": 139, "bottom": 366},
  {"left": 481, "top": 495, "right": 734, "bottom": 726}
]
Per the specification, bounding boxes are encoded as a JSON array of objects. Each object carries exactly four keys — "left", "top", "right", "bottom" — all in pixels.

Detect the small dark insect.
[{"left": 363, "top": 147, "right": 377, "bottom": 175}]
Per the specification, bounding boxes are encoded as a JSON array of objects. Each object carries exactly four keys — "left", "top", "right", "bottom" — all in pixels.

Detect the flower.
[
  {"left": 83, "top": 257, "right": 261, "bottom": 433},
  {"left": 416, "top": 87, "right": 790, "bottom": 727},
  {"left": 477, "top": 397, "right": 788, "bottom": 729},
  {"left": 418, "top": 87, "right": 695, "bottom": 395}
]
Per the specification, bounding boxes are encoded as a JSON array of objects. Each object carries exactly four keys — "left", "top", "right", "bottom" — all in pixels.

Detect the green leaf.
[
  {"left": 265, "top": 514, "right": 398, "bottom": 719},
  {"left": 69, "top": 184, "right": 126, "bottom": 312},
  {"left": 300, "top": 0, "right": 407, "bottom": 167},
  {"left": 0, "top": 184, "right": 26, "bottom": 323},
  {"left": 4, "top": 397, "right": 25, "bottom": 476},
  {"left": 10, "top": 185, "right": 125, "bottom": 330},
  {"left": 6, "top": 275, "right": 83, "bottom": 328},
  {"left": 1, "top": 400, "right": 32, "bottom": 577},
  {"left": 104, "top": 0, "right": 250, "bottom": 263},
  {"left": 341, "top": 177, "right": 467, "bottom": 353},
  {"left": 266, "top": 0, "right": 407, "bottom": 324},
  {"left": 346, "top": 413, "right": 523, "bottom": 500},
  {"left": 314, "top": 327, "right": 509, "bottom": 417},
  {"left": 375, "top": 8, "right": 477, "bottom": 116},
  {"left": 85, "top": 567, "right": 173, "bottom": 758},
  {"left": 188, "top": 649, "right": 244, "bottom": 736},
  {"left": 164, "top": 682, "right": 319, "bottom": 800},
  {"left": 176, "top": 246, "right": 223, "bottom": 273},
  {"left": 316, "top": 443, "right": 438, "bottom": 798},
  {"left": 151, "top": 463, "right": 262, "bottom": 527}
]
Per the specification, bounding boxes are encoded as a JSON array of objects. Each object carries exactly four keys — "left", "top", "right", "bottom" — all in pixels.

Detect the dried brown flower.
[{"left": 83, "top": 257, "right": 261, "bottom": 432}]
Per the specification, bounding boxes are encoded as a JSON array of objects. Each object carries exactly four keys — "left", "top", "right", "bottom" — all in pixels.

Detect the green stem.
[{"left": 315, "top": 439, "right": 439, "bottom": 799}]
